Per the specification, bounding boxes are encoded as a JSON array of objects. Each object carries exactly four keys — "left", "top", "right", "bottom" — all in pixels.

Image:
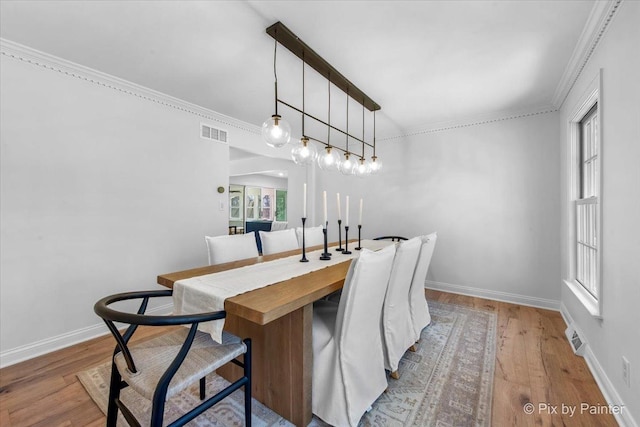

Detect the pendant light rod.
[
  {"left": 266, "top": 21, "right": 381, "bottom": 112},
  {"left": 307, "top": 136, "right": 352, "bottom": 155},
  {"left": 361, "top": 103, "right": 365, "bottom": 158},
  {"left": 327, "top": 72, "right": 331, "bottom": 146},
  {"left": 373, "top": 110, "right": 376, "bottom": 157},
  {"left": 272, "top": 35, "right": 279, "bottom": 116},
  {"left": 301, "top": 51, "right": 305, "bottom": 135},
  {"left": 345, "top": 90, "right": 349, "bottom": 153},
  {"left": 277, "top": 98, "right": 374, "bottom": 148}
]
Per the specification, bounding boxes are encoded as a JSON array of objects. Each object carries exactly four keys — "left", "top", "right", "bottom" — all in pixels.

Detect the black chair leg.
[
  {"left": 200, "top": 376, "right": 206, "bottom": 400},
  {"left": 106, "top": 361, "right": 122, "bottom": 427},
  {"left": 150, "top": 390, "right": 167, "bottom": 427},
  {"left": 244, "top": 339, "right": 252, "bottom": 427}
]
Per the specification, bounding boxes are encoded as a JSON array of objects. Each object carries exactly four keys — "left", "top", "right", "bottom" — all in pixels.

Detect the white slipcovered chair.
[
  {"left": 381, "top": 236, "right": 422, "bottom": 379},
  {"left": 295, "top": 225, "right": 324, "bottom": 248},
  {"left": 259, "top": 228, "right": 299, "bottom": 255},
  {"left": 270, "top": 221, "right": 288, "bottom": 231},
  {"left": 409, "top": 232, "right": 438, "bottom": 342},
  {"left": 312, "top": 244, "right": 396, "bottom": 427},
  {"left": 205, "top": 233, "right": 259, "bottom": 265}
]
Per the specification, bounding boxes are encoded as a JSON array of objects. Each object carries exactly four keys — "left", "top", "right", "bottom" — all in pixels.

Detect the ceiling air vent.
[{"left": 201, "top": 123, "right": 228, "bottom": 144}]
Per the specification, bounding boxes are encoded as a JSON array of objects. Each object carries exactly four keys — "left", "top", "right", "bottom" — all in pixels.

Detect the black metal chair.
[
  {"left": 94, "top": 290, "right": 251, "bottom": 427},
  {"left": 374, "top": 236, "right": 408, "bottom": 242}
]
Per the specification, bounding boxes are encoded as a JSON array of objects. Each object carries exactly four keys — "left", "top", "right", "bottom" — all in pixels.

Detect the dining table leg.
[{"left": 218, "top": 303, "right": 313, "bottom": 426}]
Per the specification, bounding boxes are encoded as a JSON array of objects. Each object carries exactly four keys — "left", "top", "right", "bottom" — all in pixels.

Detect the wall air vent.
[
  {"left": 201, "top": 123, "right": 228, "bottom": 144},
  {"left": 565, "top": 325, "right": 586, "bottom": 356}
]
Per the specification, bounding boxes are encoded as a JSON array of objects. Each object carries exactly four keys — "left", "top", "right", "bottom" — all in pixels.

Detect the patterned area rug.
[{"left": 78, "top": 300, "right": 496, "bottom": 426}]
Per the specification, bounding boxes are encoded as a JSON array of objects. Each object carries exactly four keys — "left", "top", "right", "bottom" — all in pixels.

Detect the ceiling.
[{"left": 1, "top": 0, "right": 596, "bottom": 140}]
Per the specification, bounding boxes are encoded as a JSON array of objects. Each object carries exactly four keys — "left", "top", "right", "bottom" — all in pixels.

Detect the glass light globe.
[
  {"left": 338, "top": 153, "right": 356, "bottom": 175},
  {"left": 354, "top": 158, "right": 371, "bottom": 178},
  {"left": 262, "top": 114, "right": 291, "bottom": 148},
  {"left": 369, "top": 156, "right": 382, "bottom": 174},
  {"left": 291, "top": 137, "right": 318, "bottom": 165},
  {"left": 317, "top": 146, "right": 341, "bottom": 171}
]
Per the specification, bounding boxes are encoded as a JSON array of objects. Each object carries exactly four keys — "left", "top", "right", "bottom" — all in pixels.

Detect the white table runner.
[{"left": 173, "top": 239, "right": 392, "bottom": 342}]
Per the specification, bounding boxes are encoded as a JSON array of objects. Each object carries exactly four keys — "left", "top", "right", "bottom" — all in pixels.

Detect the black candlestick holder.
[
  {"left": 335, "top": 219, "right": 344, "bottom": 252},
  {"left": 320, "top": 223, "right": 331, "bottom": 260},
  {"left": 343, "top": 225, "right": 352, "bottom": 255},
  {"left": 355, "top": 224, "right": 362, "bottom": 250},
  {"left": 300, "top": 217, "right": 309, "bottom": 262}
]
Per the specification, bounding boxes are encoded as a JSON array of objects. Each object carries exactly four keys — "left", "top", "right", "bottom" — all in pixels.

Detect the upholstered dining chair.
[
  {"left": 94, "top": 290, "right": 251, "bottom": 427},
  {"left": 409, "top": 232, "right": 438, "bottom": 342},
  {"left": 312, "top": 244, "right": 396, "bottom": 427},
  {"left": 205, "top": 233, "right": 259, "bottom": 265},
  {"left": 296, "top": 225, "right": 324, "bottom": 248},
  {"left": 259, "top": 228, "right": 299, "bottom": 255},
  {"left": 270, "top": 221, "right": 288, "bottom": 231},
  {"left": 381, "top": 236, "right": 422, "bottom": 379}
]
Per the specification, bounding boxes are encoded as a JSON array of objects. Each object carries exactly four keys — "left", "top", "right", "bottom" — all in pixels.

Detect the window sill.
[{"left": 564, "top": 280, "right": 602, "bottom": 319}]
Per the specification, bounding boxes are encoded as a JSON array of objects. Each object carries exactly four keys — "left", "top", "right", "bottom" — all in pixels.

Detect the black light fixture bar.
[
  {"left": 277, "top": 98, "right": 374, "bottom": 149},
  {"left": 266, "top": 21, "right": 381, "bottom": 112}
]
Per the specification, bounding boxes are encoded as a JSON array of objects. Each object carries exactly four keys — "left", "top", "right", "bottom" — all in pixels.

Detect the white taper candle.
[
  {"left": 303, "top": 183, "right": 307, "bottom": 218},
  {"left": 336, "top": 192, "right": 341, "bottom": 220},
  {"left": 359, "top": 198, "right": 363, "bottom": 225},
  {"left": 345, "top": 196, "right": 349, "bottom": 227},
  {"left": 323, "top": 191, "right": 327, "bottom": 227}
]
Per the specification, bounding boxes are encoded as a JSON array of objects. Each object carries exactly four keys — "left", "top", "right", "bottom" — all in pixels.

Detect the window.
[
  {"left": 565, "top": 71, "right": 602, "bottom": 318},
  {"left": 575, "top": 105, "right": 598, "bottom": 298}
]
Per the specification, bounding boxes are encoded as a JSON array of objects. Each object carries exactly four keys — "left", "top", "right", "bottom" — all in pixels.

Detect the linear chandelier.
[{"left": 261, "top": 22, "right": 382, "bottom": 176}]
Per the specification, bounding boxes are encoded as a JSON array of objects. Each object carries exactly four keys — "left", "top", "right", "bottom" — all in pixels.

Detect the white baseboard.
[
  {"left": 425, "top": 280, "right": 560, "bottom": 311},
  {"left": 0, "top": 303, "right": 172, "bottom": 369},
  {"left": 560, "top": 303, "right": 638, "bottom": 427}
]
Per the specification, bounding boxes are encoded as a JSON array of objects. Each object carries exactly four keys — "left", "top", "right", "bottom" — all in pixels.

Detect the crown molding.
[
  {"left": 0, "top": 38, "right": 261, "bottom": 135},
  {"left": 551, "top": 0, "right": 623, "bottom": 109},
  {"left": 379, "top": 105, "right": 558, "bottom": 141}
]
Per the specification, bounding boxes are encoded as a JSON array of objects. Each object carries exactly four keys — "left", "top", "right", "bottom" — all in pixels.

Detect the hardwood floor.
[{"left": 0, "top": 291, "right": 617, "bottom": 426}]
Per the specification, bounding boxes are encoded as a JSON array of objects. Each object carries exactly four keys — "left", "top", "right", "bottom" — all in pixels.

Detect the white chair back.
[
  {"left": 270, "top": 221, "right": 288, "bottom": 231},
  {"left": 259, "top": 228, "right": 299, "bottom": 255},
  {"left": 296, "top": 225, "right": 324, "bottom": 248},
  {"left": 409, "top": 232, "right": 438, "bottom": 341},
  {"left": 312, "top": 244, "right": 396, "bottom": 426},
  {"left": 205, "top": 233, "right": 258, "bottom": 265},
  {"left": 381, "top": 237, "right": 422, "bottom": 373}
]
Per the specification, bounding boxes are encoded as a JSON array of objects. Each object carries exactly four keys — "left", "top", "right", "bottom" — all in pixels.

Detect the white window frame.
[{"left": 564, "top": 70, "right": 603, "bottom": 318}]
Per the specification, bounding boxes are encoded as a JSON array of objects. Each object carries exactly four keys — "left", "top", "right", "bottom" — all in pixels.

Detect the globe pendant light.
[
  {"left": 369, "top": 155, "right": 382, "bottom": 174},
  {"left": 338, "top": 92, "right": 355, "bottom": 175},
  {"left": 262, "top": 31, "right": 291, "bottom": 148},
  {"left": 354, "top": 157, "right": 371, "bottom": 178},
  {"left": 318, "top": 75, "right": 341, "bottom": 171},
  {"left": 262, "top": 115, "right": 291, "bottom": 148},
  {"left": 339, "top": 153, "right": 355, "bottom": 175},
  {"left": 291, "top": 136, "right": 318, "bottom": 165},
  {"left": 318, "top": 145, "right": 340, "bottom": 170},
  {"left": 369, "top": 111, "right": 382, "bottom": 174}
]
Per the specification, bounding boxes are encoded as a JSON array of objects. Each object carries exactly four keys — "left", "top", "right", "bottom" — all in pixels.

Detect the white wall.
[
  {"left": 0, "top": 44, "right": 248, "bottom": 365},
  {"left": 316, "top": 111, "right": 561, "bottom": 307},
  {"left": 559, "top": 1, "right": 640, "bottom": 423}
]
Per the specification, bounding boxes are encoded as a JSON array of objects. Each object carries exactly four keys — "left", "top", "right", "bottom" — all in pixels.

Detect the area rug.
[{"left": 78, "top": 300, "right": 496, "bottom": 426}]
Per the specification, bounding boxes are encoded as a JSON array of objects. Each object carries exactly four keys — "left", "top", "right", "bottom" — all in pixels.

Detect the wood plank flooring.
[{"left": 0, "top": 291, "right": 617, "bottom": 426}]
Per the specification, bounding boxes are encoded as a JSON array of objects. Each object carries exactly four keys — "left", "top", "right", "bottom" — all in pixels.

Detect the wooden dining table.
[{"left": 157, "top": 243, "right": 356, "bottom": 426}]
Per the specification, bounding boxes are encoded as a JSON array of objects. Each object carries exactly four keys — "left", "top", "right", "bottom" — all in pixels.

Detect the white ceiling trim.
[
  {"left": 0, "top": 38, "right": 262, "bottom": 136},
  {"left": 380, "top": 105, "right": 558, "bottom": 142},
  {"left": 551, "top": 0, "right": 623, "bottom": 109}
]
